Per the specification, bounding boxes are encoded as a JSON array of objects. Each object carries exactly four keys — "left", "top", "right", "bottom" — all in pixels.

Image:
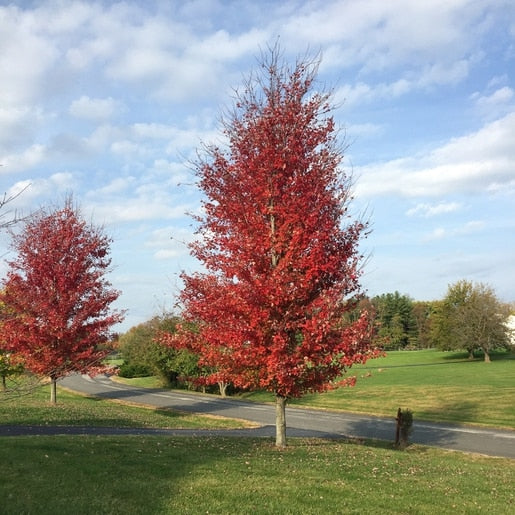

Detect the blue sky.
[{"left": 1, "top": 0, "right": 514, "bottom": 332}]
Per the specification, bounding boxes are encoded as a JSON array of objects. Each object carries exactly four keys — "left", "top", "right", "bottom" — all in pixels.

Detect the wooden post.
[{"left": 395, "top": 407, "right": 402, "bottom": 447}]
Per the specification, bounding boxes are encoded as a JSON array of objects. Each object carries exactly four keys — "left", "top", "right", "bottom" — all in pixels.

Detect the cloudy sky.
[{"left": 1, "top": 0, "right": 514, "bottom": 332}]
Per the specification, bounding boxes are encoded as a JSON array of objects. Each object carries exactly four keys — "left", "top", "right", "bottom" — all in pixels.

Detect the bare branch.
[{"left": 0, "top": 182, "right": 31, "bottom": 230}]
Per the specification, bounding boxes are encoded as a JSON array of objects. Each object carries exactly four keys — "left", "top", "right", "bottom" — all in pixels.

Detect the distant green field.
[{"left": 242, "top": 350, "right": 515, "bottom": 428}]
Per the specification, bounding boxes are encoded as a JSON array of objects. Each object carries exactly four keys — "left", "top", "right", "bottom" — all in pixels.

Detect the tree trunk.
[
  {"left": 50, "top": 377, "right": 57, "bottom": 404},
  {"left": 275, "top": 394, "right": 287, "bottom": 448},
  {"left": 468, "top": 349, "right": 474, "bottom": 360},
  {"left": 484, "top": 349, "right": 491, "bottom": 363},
  {"left": 1, "top": 375, "right": 6, "bottom": 391},
  {"left": 218, "top": 381, "right": 228, "bottom": 397}
]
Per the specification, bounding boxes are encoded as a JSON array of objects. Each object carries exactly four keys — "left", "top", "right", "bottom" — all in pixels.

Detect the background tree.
[
  {"left": 411, "top": 301, "right": 434, "bottom": 349},
  {"left": 0, "top": 300, "right": 24, "bottom": 390},
  {"left": 506, "top": 308, "right": 515, "bottom": 349},
  {"left": 0, "top": 185, "right": 28, "bottom": 391},
  {"left": 162, "top": 48, "right": 376, "bottom": 447},
  {"left": 118, "top": 314, "right": 200, "bottom": 387},
  {"left": 0, "top": 347, "right": 24, "bottom": 390},
  {"left": 371, "top": 292, "right": 417, "bottom": 349},
  {"left": 432, "top": 280, "right": 510, "bottom": 362},
  {"left": 1, "top": 198, "right": 124, "bottom": 402}
]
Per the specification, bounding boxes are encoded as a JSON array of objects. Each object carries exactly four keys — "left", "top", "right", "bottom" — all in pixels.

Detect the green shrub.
[{"left": 117, "top": 362, "right": 151, "bottom": 378}]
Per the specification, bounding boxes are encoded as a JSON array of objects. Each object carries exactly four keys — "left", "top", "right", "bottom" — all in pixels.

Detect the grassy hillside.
[{"left": 243, "top": 350, "right": 515, "bottom": 428}]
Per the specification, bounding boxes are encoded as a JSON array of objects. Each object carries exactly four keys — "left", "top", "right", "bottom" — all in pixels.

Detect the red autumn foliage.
[
  {"left": 1, "top": 199, "right": 124, "bottom": 400},
  {"left": 160, "top": 50, "right": 377, "bottom": 444}
]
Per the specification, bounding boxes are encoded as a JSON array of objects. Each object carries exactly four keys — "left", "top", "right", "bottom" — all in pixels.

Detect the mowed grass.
[
  {"left": 1, "top": 436, "right": 514, "bottom": 514},
  {"left": 243, "top": 350, "right": 515, "bottom": 428},
  {"left": 0, "top": 381, "right": 247, "bottom": 430},
  {"left": 1, "top": 353, "right": 514, "bottom": 514}
]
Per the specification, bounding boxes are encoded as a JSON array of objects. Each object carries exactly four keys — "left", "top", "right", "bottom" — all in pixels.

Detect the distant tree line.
[
  {"left": 369, "top": 281, "right": 512, "bottom": 361},
  {"left": 116, "top": 279, "right": 513, "bottom": 392}
]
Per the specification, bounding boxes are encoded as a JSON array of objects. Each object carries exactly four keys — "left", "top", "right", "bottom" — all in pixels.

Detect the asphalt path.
[{"left": 3, "top": 374, "right": 514, "bottom": 459}]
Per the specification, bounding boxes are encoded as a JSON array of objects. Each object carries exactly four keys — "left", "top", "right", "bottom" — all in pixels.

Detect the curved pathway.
[{"left": 3, "top": 374, "right": 514, "bottom": 459}]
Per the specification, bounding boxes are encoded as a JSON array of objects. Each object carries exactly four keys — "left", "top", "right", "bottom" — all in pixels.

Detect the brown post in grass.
[{"left": 395, "top": 407, "right": 402, "bottom": 447}]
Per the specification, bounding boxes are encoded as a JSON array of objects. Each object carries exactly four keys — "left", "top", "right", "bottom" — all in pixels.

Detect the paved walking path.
[{"left": 2, "top": 374, "right": 514, "bottom": 459}]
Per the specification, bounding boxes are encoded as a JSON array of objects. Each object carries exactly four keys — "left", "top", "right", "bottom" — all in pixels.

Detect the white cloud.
[
  {"left": 110, "top": 140, "right": 148, "bottom": 159},
  {"left": 356, "top": 112, "right": 515, "bottom": 198},
  {"left": 83, "top": 124, "right": 125, "bottom": 153},
  {"left": 5, "top": 172, "right": 77, "bottom": 209},
  {"left": 132, "top": 123, "right": 211, "bottom": 150},
  {"left": 146, "top": 226, "right": 194, "bottom": 260},
  {"left": 2, "top": 144, "right": 46, "bottom": 173},
  {"left": 335, "top": 60, "right": 471, "bottom": 108},
  {"left": 66, "top": 32, "right": 115, "bottom": 70},
  {"left": 6, "top": 179, "right": 32, "bottom": 200},
  {"left": 416, "top": 59, "right": 470, "bottom": 88},
  {"left": 486, "top": 75, "right": 509, "bottom": 89},
  {"left": 283, "top": 0, "right": 489, "bottom": 71},
  {"left": 188, "top": 28, "right": 268, "bottom": 61},
  {"left": 427, "top": 227, "right": 447, "bottom": 241},
  {"left": 346, "top": 123, "right": 384, "bottom": 142},
  {"left": 288, "top": 1, "right": 513, "bottom": 109},
  {"left": 335, "top": 79, "right": 413, "bottom": 107},
  {"left": 149, "top": 159, "right": 192, "bottom": 186},
  {"left": 95, "top": 177, "right": 135, "bottom": 196},
  {"left": 424, "top": 220, "right": 485, "bottom": 241},
  {"left": 487, "top": 178, "right": 515, "bottom": 196},
  {"left": 432, "top": 112, "right": 515, "bottom": 164},
  {"left": 471, "top": 86, "right": 515, "bottom": 120},
  {"left": 85, "top": 175, "right": 194, "bottom": 225},
  {"left": 474, "top": 86, "right": 514, "bottom": 106},
  {"left": 69, "top": 96, "right": 118, "bottom": 121},
  {"left": 0, "top": 106, "right": 46, "bottom": 151},
  {"left": 407, "top": 202, "right": 462, "bottom": 218},
  {"left": 88, "top": 201, "right": 190, "bottom": 225},
  {"left": 0, "top": 5, "right": 59, "bottom": 107}
]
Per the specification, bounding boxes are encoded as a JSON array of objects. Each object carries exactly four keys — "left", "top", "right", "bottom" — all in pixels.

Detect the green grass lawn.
[
  {"left": 1, "top": 435, "right": 514, "bottom": 514},
  {"left": 0, "top": 381, "right": 249, "bottom": 430},
  {"left": 1, "top": 353, "right": 514, "bottom": 514},
  {"left": 109, "top": 349, "right": 515, "bottom": 428},
  {"left": 241, "top": 349, "right": 515, "bottom": 428}
]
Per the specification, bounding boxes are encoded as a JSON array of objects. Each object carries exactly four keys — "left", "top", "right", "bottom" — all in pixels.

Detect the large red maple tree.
[
  {"left": 1, "top": 198, "right": 124, "bottom": 403},
  {"left": 162, "top": 50, "right": 377, "bottom": 446}
]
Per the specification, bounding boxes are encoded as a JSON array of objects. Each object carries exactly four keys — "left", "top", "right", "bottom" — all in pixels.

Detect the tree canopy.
[
  {"left": 1, "top": 198, "right": 124, "bottom": 402},
  {"left": 161, "top": 49, "right": 376, "bottom": 447},
  {"left": 371, "top": 292, "right": 417, "bottom": 349},
  {"left": 431, "top": 280, "right": 511, "bottom": 362},
  {"left": 118, "top": 315, "right": 199, "bottom": 387}
]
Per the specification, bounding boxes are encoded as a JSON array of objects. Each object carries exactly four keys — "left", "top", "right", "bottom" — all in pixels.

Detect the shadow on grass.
[
  {"left": 440, "top": 349, "right": 514, "bottom": 362},
  {"left": 335, "top": 407, "right": 469, "bottom": 452},
  {"left": 415, "top": 399, "right": 479, "bottom": 425},
  {"left": 1, "top": 435, "right": 228, "bottom": 514}
]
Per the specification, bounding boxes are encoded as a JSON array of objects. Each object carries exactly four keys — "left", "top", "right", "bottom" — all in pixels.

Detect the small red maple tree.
[
  {"left": 1, "top": 198, "right": 124, "bottom": 403},
  {"left": 162, "top": 49, "right": 377, "bottom": 446}
]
